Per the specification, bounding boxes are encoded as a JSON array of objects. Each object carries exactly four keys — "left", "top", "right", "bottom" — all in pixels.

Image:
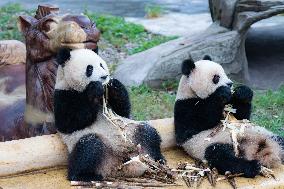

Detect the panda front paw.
[
  {"left": 232, "top": 85, "right": 253, "bottom": 103},
  {"left": 85, "top": 81, "right": 104, "bottom": 101},
  {"left": 213, "top": 86, "right": 232, "bottom": 104},
  {"left": 243, "top": 160, "right": 261, "bottom": 178},
  {"left": 108, "top": 78, "right": 125, "bottom": 91}
]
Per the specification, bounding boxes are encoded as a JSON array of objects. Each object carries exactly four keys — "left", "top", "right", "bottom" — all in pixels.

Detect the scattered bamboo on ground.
[
  {"left": 260, "top": 166, "right": 277, "bottom": 180},
  {"left": 140, "top": 154, "right": 177, "bottom": 184}
]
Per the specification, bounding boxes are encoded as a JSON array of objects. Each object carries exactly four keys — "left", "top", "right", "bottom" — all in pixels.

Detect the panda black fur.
[
  {"left": 174, "top": 56, "right": 284, "bottom": 178},
  {"left": 54, "top": 48, "right": 164, "bottom": 181}
]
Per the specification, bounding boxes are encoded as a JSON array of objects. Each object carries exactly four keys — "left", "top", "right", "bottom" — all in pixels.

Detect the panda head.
[
  {"left": 176, "top": 55, "right": 233, "bottom": 100},
  {"left": 55, "top": 48, "right": 110, "bottom": 91}
]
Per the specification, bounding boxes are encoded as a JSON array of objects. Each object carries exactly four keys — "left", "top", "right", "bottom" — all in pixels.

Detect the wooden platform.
[{"left": 1, "top": 148, "right": 283, "bottom": 189}]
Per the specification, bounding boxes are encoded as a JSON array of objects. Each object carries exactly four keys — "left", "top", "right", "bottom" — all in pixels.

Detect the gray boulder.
[{"left": 114, "top": 0, "right": 284, "bottom": 87}]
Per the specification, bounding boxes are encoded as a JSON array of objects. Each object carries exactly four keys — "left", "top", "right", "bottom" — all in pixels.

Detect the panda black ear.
[
  {"left": 182, "top": 59, "right": 195, "bottom": 76},
  {"left": 92, "top": 47, "right": 99, "bottom": 54},
  {"left": 203, "top": 55, "right": 212, "bottom": 61},
  {"left": 57, "top": 48, "right": 72, "bottom": 66}
]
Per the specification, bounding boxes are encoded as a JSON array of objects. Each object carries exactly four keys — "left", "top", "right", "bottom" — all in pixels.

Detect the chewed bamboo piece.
[
  {"left": 174, "top": 162, "right": 245, "bottom": 189},
  {"left": 102, "top": 83, "right": 137, "bottom": 143},
  {"left": 174, "top": 161, "right": 216, "bottom": 188},
  {"left": 140, "top": 154, "right": 177, "bottom": 184},
  {"left": 260, "top": 166, "right": 277, "bottom": 180},
  {"left": 71, "top": 180, "right": 178, "bottom": 188},
  {"left": 71, "top": 180, "right": 179, "bottom": 188}
]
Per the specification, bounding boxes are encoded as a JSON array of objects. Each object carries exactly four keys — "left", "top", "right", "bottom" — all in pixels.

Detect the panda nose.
[
  {"left": 227, "top": 82, "right": 233, "bottom": 88},
  {"left": 101, "top": 75, "right": 108, "bottom": 80}
]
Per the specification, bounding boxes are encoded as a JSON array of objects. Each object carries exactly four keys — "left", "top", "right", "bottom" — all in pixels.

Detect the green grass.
[
  {"left": 0, "top": 3, "right": 176, "bottom": 55},
  {"left": 0, "top": 3, "right": 32, "bottom": 40},
  {"left": 129, "top": 85, "right": 175, "bottom": 120},
  {"left": 129, "top": 35, "right": 176, "bottom": 55},
  {"left": 129, "top": 84, "right": 284, "bottom": 136},
  {"left": 252, "top": 86, "right": 284, "bottom": 136},
  {"left": 85, "top": 11, "right": 177, "bottom": 54},
  {"left": 145, "top": 4, "right": 164, "bottom": 18}
]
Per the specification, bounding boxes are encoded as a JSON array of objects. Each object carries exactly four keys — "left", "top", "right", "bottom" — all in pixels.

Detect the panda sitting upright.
[
  {"left": 54, "top": 48, "right": 165, "bottom": 181},
  {"left": 174, "top": 56, "right": 284, "bottom": 178}
]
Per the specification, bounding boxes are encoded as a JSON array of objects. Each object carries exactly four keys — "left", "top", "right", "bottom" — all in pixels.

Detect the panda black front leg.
[
  {"left": 205, "top": 143, "right": 261, "bottom": 178},
  {"left": 134, "top": 123, "right": 166, "bottom": 164},
  {"left": 68, "top": 134, "right": 104, "bottom": 181},
  {"left": 107, "top": 78, "right": 131, "bottom": 118},
  {"left": 230, "top": 85, "right": 253, "bottom": 120},
  {"left": 54, "top": 82, "right": 104, "bottom": 134}
]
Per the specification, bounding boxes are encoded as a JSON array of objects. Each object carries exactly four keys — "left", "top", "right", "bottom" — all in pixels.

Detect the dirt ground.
[{"left": 1, "top": 148, "right": 284, "bottom": 189}]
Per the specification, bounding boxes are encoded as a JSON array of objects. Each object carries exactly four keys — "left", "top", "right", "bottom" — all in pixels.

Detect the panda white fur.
[
  {"left": 174, "top": 56, "right": 284, "bottom": 178},
  {"left": 54, "top": 48, "right": 165, "bottom": 181}
]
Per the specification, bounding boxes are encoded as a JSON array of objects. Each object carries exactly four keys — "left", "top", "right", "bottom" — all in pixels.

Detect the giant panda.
[
  {"left": 53, "top": 48, "right": 165, "bottom": 181},
  {"left": 174, "top": 56, "right": 284, "bottom": 178}
]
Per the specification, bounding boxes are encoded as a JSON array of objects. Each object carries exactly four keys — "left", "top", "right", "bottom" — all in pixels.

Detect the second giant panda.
[{"left": 174, "top": 56, "right": 284, "bottom": 178}]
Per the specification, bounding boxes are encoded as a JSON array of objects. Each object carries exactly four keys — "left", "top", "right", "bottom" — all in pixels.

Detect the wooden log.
[
  {"left": 0, "top": 134, "right": 67, "bottom": 177},
  {"left": 0, "top": 118, "right": 175, "bottom": 177},
  {"left": 0, "top": 40, "right": 26, "bottom": 66},
  {"left": 1, "top": 119, "right": 284, "bottom": 189},
  {"left": 149, "top": 118, "right": 175, "bottom": 150}
]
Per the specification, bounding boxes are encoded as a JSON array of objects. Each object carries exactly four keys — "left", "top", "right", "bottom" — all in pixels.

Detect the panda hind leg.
[
  {"left": 134, "top": 123, "right": 166, "bottom": 164},
  {"left": 205, "top": 143, "right": 261, "bottom": 178},
  {"left": 238, "top": 134, "right": 283, "bottom": 167},
  {"left": 68, "top": 134, "right": 104, "bottom": 181}
]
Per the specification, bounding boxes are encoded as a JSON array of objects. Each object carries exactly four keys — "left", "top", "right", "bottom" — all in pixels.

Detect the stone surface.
[
  {"left": 114, "top": 0, "right": 284, "bottom": 87},
  {"left": 233, "top": 0, "right": 284, "bottom": 32},
  {"left": 209, "top": 0, "right": 238, "bottom": 28},
  {"left": 126, "top": 13, "right": 212, "bottom": 37},
  {"left": 114, "top": 24, "right": 247, "bottom": 87},
  {"left": 0, "top": 40, "right": 26, "bottom": 66}
]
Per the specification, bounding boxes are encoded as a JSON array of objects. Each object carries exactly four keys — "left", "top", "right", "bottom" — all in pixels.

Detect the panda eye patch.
[
  {"left": 86, "top": 65, "right": 93, "bottom": 77},
  {"left": 100, "top": 63, "right": 104, "bottom": 70},
  {"left": 213, "top": 74, "right": 220, "bottom": 84}
]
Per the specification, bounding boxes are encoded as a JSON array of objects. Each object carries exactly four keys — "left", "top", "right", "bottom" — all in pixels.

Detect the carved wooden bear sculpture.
[{"left": 0, "top": 5, "right": 100, "bottom": 141}]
